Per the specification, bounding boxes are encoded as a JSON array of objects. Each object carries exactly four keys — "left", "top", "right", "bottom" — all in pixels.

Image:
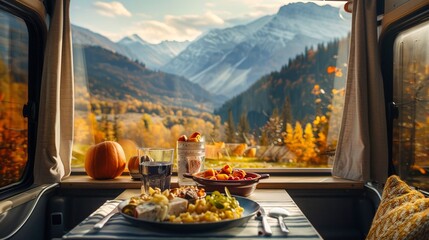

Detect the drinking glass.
[{"left": 138, "top": 148, "right": 174, "bottom": 194}]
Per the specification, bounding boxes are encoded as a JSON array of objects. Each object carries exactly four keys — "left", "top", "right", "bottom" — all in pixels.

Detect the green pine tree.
[
  {"left": 225, "top": 109, "right": 236, "bottom": 143},
  {"left": 281, "top": 97, "right": 293, "bottom": 131},
  {"left": 237, "top": 112, "right": 250, "bottom": 143}
]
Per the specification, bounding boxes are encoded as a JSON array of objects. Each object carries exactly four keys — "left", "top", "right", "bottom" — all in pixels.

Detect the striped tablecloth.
[{"left": 63, "top": 190, "right": 322, "bottom": 240}]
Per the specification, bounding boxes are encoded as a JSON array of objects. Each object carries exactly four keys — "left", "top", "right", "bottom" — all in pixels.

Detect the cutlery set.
[
  {"left": 257, "top": 207, "right": 272, "bottom": 236},
  {"left": 256, "top": 207, "right": 290, "bottom": 236}
]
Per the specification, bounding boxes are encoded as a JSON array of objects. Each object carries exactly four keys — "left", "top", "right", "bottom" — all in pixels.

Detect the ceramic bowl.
[{"left": 183, "top": 171, "right": 269, "bottom": 197}]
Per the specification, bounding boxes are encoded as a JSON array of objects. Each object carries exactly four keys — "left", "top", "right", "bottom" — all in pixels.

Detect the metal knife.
[
  {"left": 259, "top": 207, "right": 272, "bottom": 236},
  {"left": 94, "top": 207, "right": 119, "bottom": 229}
]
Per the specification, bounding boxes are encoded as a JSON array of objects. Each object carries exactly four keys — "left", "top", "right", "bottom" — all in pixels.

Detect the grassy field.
[{"left": 72, "top": 150, "right": 329, "bottom": 170}]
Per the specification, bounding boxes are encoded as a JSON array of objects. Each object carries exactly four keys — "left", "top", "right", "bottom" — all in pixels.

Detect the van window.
[
  {"left": 70, "top": 0, "right": 351, "bottom": 171},
  {"left": 0, "top": 10, "right": 29, "bottom": 188},
  {"left": 392, "top": 20, "right": 429, "bottom": 190}
]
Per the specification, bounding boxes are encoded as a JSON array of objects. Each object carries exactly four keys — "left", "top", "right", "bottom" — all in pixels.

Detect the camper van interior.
[{"left": 0, "top": 0, "right": 428, "bottom": 239}]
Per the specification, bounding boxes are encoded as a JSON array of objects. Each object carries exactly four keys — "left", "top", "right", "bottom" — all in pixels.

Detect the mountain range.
[
  {"left": 117, "top": 35, "right": 189, "bottom": 69},
  {"left": 72, "top": 25, "right": 189, "bottom": 70},
  {"left": 161, "top": 2, "right": 351, "bottom": 98},
  {"left": 72, "top": 2, "right": 351, "bottom": 100},
  {"left": 73, "top": 45, "right": 222, "bottom": 112}
]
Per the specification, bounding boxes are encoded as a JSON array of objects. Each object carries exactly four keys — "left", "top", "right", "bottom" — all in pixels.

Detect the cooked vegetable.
[
  {"left": 202, "top": 164, "right": 250, "bottom": 180},
  {"left": 170, "top": 185, "right": 206, "bottom": 200},
  {"left": 168, "top": 189, "right": 243, "bottom": 223},
  {"left": 206, "top": 189, "right": 239, "bottom": 210}
]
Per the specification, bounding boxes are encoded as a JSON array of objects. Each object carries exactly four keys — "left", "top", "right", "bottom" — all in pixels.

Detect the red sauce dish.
[{"left": 184, "top": 171, "right": 269, "bottom": 197}]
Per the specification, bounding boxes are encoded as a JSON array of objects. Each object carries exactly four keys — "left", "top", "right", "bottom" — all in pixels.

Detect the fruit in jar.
[
  {"left": 177, "top": 135, "right": 188, "bottom": 142},
  {"left": 178, "top": 132, "right": 202, "bottom": 142},
  {"left": 188, "top": 132, "right": 202, "bottom": 142},
  {"left": 187, "top": 157, "right": 202, "bottom": 173}
]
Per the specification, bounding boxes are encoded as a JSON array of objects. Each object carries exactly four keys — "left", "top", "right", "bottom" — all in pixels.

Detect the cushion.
[{"left": 366, "top": 175, "right": 429, "bottom": 240}]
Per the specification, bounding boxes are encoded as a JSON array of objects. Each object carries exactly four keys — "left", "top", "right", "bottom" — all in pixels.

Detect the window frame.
[
  {"left": 69, "top": 0, "right": 355, "bottom": 175},
  {"left": 0, "top": 1, "right": 46, "bottom": 200},
  {"left": 380, "top": 4, "right": 429, "bottom": 180}
]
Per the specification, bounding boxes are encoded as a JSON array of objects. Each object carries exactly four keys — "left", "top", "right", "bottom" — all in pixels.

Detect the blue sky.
[{"left": 70, "top": 0, "right": 345, "bottom": 44}]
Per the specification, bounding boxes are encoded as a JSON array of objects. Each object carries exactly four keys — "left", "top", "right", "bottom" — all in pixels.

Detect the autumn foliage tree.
[{"left": 0, "top": 60, "right": 28, "bottom": 187}]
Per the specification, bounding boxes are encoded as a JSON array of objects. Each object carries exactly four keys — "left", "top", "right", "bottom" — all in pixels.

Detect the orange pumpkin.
[
  {"left": 84, "top": 141, "right": 126, "bottom": 179},
  {"left": 128, "top": 155, "right": 141, "bottom": 179}
]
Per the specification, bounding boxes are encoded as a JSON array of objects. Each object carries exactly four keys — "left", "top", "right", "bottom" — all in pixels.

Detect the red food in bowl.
[{"left": 183, "top": 171, "right": 269, "bottom": 197}]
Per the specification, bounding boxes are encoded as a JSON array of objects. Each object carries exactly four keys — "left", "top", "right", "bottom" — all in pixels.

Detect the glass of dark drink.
[{"left": 138, "top": 148, "right": 174, "bottom": 194}]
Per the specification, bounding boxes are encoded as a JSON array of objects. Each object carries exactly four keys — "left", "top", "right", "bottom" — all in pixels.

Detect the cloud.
[
  {"left": 93, "top": 1, "right": 131, "bottom": 18},
  {"left": 166, "top": 11, "right": 224, "bottom": 29},
  {"left": 205, "top": 2, "right": 216, "bottom": 8},
  {"left": 129, "top": 11, "right": 225, "bottom": 44},
  {"left": 250, "top": 2, "right": 282, "bottom": 15},
  {"left": 212, "top": 0, "right": 282, "bottom": 26},
  {"left": 132, "top": 20, "right": 201, "bottom": 44}
]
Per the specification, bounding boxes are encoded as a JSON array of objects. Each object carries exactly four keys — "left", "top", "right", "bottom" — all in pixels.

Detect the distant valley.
[{"left": 73, "top": 45, "right": 222, "bottom": 112}]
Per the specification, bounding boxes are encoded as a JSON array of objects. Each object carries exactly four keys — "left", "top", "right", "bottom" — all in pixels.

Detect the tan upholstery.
[{"left": 366, "top": 175, "right": 429, "bottom": 240}]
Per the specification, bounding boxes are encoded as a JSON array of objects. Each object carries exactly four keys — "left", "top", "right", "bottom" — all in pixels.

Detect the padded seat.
[
  {"left": 288, "top": 185, "right": 381, "bottom": 240},
  {"left": 366, "top": 175, "right": 429, "bottom": 240}
]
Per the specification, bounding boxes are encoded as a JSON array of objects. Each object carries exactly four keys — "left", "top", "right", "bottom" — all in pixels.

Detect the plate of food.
[{"left": 118, "top": 186, "right": 260, "bottom": 232}]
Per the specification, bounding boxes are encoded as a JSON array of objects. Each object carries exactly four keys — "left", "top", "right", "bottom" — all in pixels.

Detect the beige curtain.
[
  {"left": 34, "top": 0, "right": 74, "bottom": 184},
  {"left": 332, "top": 0, "right": 388, "bottom": 183}
]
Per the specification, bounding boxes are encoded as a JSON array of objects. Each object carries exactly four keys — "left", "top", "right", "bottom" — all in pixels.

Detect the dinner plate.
[{"left": 118, "top": 195, "right": 260, "bottom": 232}]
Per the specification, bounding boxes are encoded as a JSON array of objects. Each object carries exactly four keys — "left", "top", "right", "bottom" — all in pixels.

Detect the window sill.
[{"left": 60, "top": 175, "right": 364, "bottom": 190}]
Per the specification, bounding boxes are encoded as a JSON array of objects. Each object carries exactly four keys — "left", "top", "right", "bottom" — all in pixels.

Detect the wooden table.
[{"left": 62, "top": 189, "right": 322, "bottom": 239}]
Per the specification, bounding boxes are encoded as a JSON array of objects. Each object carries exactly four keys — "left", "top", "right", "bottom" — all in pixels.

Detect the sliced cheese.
[
  {"left": 168, "top": 197, "right": 188, "bottom": 216},
  {"left": 134, "top": 202, "right": 168, "bottom": 222}
]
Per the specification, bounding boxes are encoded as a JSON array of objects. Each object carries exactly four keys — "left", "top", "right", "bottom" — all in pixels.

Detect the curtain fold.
[
  {"left": 34, "top": 0, "right": 74, "bottom": 184},
  {"left": 332, "top": 0, "right": 388, "bottom": 183}
]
